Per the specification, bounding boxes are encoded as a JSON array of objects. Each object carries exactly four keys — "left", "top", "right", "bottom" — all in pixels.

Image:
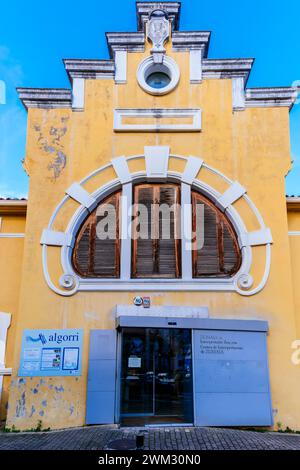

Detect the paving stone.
[{"left": 0, "top": 426, "right": 300, "bottom": 450}]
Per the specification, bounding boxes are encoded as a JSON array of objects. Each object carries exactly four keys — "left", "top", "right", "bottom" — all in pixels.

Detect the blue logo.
[{"left": 26, "top": 333, "right": 47, "bottom": 345}]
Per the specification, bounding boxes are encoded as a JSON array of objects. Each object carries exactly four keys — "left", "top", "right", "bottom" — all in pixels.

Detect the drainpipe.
[{"left": 0, "top": 313, "right": 12, "bottom": 409}]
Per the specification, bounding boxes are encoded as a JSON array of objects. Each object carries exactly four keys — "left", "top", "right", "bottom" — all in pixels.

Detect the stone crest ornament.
[{"left": 147, "top": 9, "right": 170, "bottom": 63}]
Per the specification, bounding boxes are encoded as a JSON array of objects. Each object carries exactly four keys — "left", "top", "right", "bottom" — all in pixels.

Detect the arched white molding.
[
  {"left": 40, "top": 153, "right": 272, "bottom": 296},
  {"left": 65, "top": 182, "right": 97, "bottom": 211}
]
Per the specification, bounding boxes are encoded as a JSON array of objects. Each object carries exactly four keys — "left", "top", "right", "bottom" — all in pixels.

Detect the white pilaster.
[
  {"left": 120, "top": 183, "right": 132, "bottom": 280},
  {"left": 190, "top": 49, "right": 202, "bottom": 83},
  {"left": 181, "top": 182, "right": 193, "bottom": 280},
  {"left": 72, "top": 78, "right": 85, "bottom": 110},
  {"left": 115, "top": 50, "right": 127, "bottom": 84},
  {"left": 232, "top": 77, "right": 245, "bottom": 110}
]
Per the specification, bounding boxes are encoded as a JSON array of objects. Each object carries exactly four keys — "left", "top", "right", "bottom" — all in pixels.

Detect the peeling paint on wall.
[
  {"left": 33, "top": 116, "right": 69, "bottom": 180},
  {"left": 47, "top": 150, "right": 67, "bottom": 179},
  {"left": 16, "top": 392, "right": 26, "bottom": 418}
]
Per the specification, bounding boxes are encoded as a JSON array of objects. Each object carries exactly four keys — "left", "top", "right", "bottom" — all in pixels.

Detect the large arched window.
[
  {"left": 72, "top": 183, "right": 241, "bottom": 279},
  {"left": 191, "top": 191, "right": 241, "bottom": 277},
  {"left": 132, "top": 183, "right": 181, "bottom": 279},
  {"left": 73, "top": 191, "right": 121, "bottom": 278}
]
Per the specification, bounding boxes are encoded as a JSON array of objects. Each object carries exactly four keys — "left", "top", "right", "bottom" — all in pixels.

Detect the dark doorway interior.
[{"left": 120, "top": 327, "right": 193, "bottom": 426}]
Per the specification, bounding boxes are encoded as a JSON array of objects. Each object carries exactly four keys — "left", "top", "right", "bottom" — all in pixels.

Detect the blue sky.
[{"left": 0, "top": 0, "right": 299, "bottom": 198}]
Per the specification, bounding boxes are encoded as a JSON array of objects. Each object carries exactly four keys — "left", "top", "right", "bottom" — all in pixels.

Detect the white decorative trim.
[
  {"left": 190, "top": 50, "right": 202, "bottom": 83},
  {"left": 113, "top": 108, "right": 202, "bottom": 132},
  {"left": 136, "top": 55, "right": 180, "bottom": 96},
  {"left": 147, "top": 10, "right": 169, "bottom": 63},
  {"left": 217, "top": 181, "right": 246, "bottom": 209},
  {"left": 65, "top": 183, "right": 97, "bottom": 211},
  {"left": 0, "top": 367, "right": 12, "bottom": 376},
  {"left": 40, "top": 229, "right": 74, "bottom": 247},
  {"left": 72, "top": 278, "right": 237, "bottom": 292},
  {"left": 181, "top": 182, "right": 193, "bottom": 279},
  {"left": 64, "top": 59, "right": 115, "bottom": 80},
  {"left": 241, "top": 228, "right": 273, "bottom": 247},
  {"left": 59, "top": 274, "right": 77, "bottom": 290},
  {"left": 145, "top": 146, "right": 170, "bottom": 177},
  {"left": 41, "top": 153, "right": 272, "bottom": 297},
  {"left": 115, "top": 305, "right": 209, "bottom": 318},
  {"left": 232, "top": 77, "right": 245, "bottom": 110},
  {"left": 0, "top": 312, "right": 11, "bottom": 407},
  {"left": 172, "top": 31, "right": 210, "bottom": 55},
  {"left": 72, "top": 78, "right": 85, "bottom": 110},
  {"left": 245, "top": 87, "right": 299, "bottom": 110},
  {"left": 0, "top": 233, "right": 24, "bottom": 238},
  {"left": 106, "top": 32, "right": 145, "bottom": 56},
  {"left": 17, "top": 88, "right": 72, "bottom": 109},
  {"left": 114, "top": 50, "right": 127, "bottom": 83},
  {"left": 182, "top": 156, "right": 204, "bottom": 184},
  {"left": 202, "top": 58, "right": 254, "bottom": 83},
  {"left": 137, "top": 2, "right": 180, "bottom": 32},
  {"left": 111, "top": 156, "right": 132, "bottom": 184},
  {"left": 120, "top": 182, "right": 132, "bottom": 280},
  {"left": 0, "top": 312, "right": 11, "bottom": 368},
  {"left": 288, "top": 231, "right": 300, "bottom": 236}
]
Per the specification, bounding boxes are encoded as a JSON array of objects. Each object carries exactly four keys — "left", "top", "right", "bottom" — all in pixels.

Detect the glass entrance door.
[{"left": 120, "top": 328, "right": 193, "bottom": 426}]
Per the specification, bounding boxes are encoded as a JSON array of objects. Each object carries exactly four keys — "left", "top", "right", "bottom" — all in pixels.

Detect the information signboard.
[{"left": 19, "top": 329, "right": 83, "bottom": 377}]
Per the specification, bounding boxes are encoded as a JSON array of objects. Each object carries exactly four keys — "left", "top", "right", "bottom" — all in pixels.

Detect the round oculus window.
[
  {"left": 137, "top": 56, "right": 180, "bottom": 95},
  {"left": 146, "top": 71, "right": 171, "bottom": 89}
]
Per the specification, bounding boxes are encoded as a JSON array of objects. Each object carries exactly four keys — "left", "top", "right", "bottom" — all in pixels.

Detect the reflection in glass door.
[{"left": 120, "top": 328, "right": 193, "bottom": 426}]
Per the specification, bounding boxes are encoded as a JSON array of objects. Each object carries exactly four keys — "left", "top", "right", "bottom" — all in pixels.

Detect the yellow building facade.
[{"left": 1, "top": 2, "right": 300, "bottom": 430}]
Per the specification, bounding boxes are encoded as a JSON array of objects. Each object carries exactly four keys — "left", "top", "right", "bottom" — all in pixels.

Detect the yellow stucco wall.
[
  {"left": 0, "top": 211, "right": 26, "bottom": 420},
  {"left": 4, "top": 34, "right": 300, "bottom": 431},
  {"left": 288, "top": 208, "right": 300, "bottom": 335}
]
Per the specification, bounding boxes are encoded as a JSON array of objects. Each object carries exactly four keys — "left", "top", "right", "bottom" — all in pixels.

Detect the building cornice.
[
  {"left": 245, "top": 87, "right": 300, "bottom": 109},
  {"left": 172, "top": 31, "right": 211, "bottom": 57},
  {"left": 106, "top": 32, "right": 145, "bottom": 57},
  {"left": 17, "top": 88, "right": 72, "bottom": 110},
  {"left": 287, "top": 197, "right": 300, "bottom": 211},
  {"left": 63, "top": 59, "right": 115, "bottom": 81},
  {"left": 136, "top": 2, "right": 181, "bottom": 31},
  {"left": 16, "top": 3, "right": 300, "bottom": 112},
  {"left": 202, "top": 58, "right": 254, "bottom": 85},
  {"left": 0, "top": 200, "right": 27, "bottom": 215}
]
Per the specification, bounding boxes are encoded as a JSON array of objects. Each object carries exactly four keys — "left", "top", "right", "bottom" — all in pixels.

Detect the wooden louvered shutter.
[
  {"left": 73, "top": 191, "right": 120, "bottom": 278},
  {"left": 192, "top": 191, "right": 241, "bottom": 278},
  {"left": 132, "top": 184, "right": 181, "bottom": 278}
]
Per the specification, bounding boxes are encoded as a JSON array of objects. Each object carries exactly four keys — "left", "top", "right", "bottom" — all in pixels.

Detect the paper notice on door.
[{"left": 128, "top": 356, "right": 141, "bottom": 368}]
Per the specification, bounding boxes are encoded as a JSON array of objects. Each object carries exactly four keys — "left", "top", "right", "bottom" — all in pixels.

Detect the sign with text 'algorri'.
[{"left": 18, "top": 329, "right": 83, "bottom": 377}]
